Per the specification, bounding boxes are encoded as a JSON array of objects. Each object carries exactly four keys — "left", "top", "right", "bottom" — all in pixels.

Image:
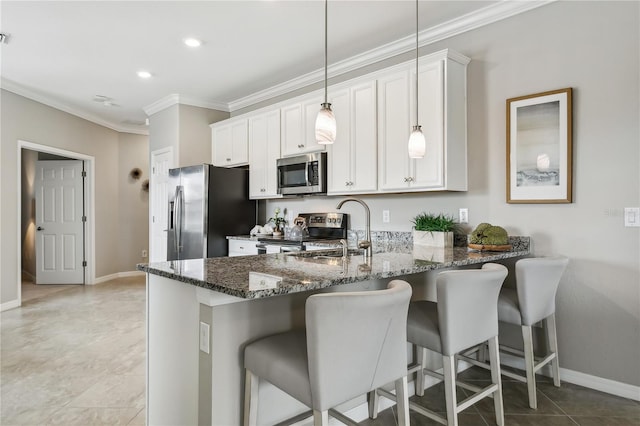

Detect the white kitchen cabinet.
[
  {"left": 211, "top": 118, "right": 249, "bottom": 167},
  {"left": 378, "top": 50, "right": 468, "bottom": 192},
  {"left": 248, "top": 109, "right": 282, "bottom": 199},
  {"left": 280, "top": 95, "right": 326, "bottom": 157},
  {"left": 327, "top": 81, "right": 378, "bottom": 195},
  {"left": 228, "top": 239, "right": 258, "bottom": 257}
]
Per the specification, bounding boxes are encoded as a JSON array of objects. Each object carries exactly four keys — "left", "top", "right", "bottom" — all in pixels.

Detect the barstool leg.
[
  {"left": 313, "top": 409, "right": 329, "bottom": 426},
  {"left": 487, "top": 336, "right": 504, "bottom": 426},
  {"left": 442, "top": 355, "right": 458, "bottom": 426},
  {"left": 243, "top": 369, "right": 259, "bottom": 426},
  {"left": 416, "top": 346, "right": 427, "bottom": 396},
  {"left": 522, "top": 325, "right": 537, "bottom": 409},
  {"left": 546, "top": 314, "right": 561, "bottom": 387},
  {"left": 367, "top": 390, "right": 378, "bottom": 419},
  {"left": 395, "top": 376, "right": 410, "bottom": 426}
]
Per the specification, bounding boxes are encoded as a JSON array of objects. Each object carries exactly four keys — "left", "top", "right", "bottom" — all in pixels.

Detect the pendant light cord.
[
  {"left": 324, "top": 0, "right": 328, "bottom": 104},
  {"left": 415, "top": 0, "right": 419, "bottom": 126}
]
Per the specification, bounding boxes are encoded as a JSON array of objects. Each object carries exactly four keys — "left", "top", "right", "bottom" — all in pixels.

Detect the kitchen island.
[{"left": 139, "top": 238, "right": 529, "bottom": 425}]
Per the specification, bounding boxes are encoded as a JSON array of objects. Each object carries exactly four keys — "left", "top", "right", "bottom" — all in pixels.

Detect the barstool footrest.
[
  {"left": 408, "top": 401, "right": 448, "bottom": 425},
  {"left": 327, "top": 409, "right": 359, "bottom": 426},
  {"left": 456, "top": 383, "right": 499, "bottom": 412},
  {"left": 273, "top": 410, "right": 313, "bottom": 426}
]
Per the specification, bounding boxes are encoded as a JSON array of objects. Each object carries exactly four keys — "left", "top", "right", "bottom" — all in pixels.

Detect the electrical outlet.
[
  {"left": 624, "top": 207, "right": 640, "bottom": 227},
  {"left": 141, "top": 249, "right": 148, "bottom": 258},
  {"left": 199, "top": 322, "right": 210, "bottom": 354},
  {"left": 459, "top": 208, "right": 468, "bottom": 224},
  {"left": 382, "top": 210, "right": 390, "bottom": 223}
]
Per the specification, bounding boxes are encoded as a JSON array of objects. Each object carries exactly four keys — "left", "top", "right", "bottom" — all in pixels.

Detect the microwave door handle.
[{"left": 305, "top": 162, "right": 310, "bottom": 186}]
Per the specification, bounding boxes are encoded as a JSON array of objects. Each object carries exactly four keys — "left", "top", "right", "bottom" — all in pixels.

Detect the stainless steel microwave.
[{"left": 277, "top": 152, "right": 327, "bottom": 195}]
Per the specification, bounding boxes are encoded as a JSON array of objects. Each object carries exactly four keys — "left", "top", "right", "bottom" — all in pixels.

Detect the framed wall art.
[{"left": 506, "top": 87, "right": 573, "bottom": 203}]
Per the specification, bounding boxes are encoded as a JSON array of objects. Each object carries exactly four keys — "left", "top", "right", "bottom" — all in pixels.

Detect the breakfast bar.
[{"left": 139, "top": 238, "right": 529, "bottom": 425}]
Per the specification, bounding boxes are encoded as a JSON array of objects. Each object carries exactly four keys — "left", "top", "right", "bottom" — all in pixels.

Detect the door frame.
[
  {"left": 149, "top": 146, "right": 174, "bottom": 263},
  {"left": 17, "top": 140, "right": 96, "bottom": 303}
]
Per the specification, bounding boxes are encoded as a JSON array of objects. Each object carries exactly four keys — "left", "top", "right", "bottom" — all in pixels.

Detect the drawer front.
[{"left": 228, "top": 240, "right": 258, "bottom": 256}]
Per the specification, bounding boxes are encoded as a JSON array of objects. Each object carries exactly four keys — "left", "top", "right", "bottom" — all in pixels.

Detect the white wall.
[
  {"left": 1, "top": 90, "right": 149, "bottom": 306},
  {"left": 264, "top": 1, "right": 639, "bottom": 387}
]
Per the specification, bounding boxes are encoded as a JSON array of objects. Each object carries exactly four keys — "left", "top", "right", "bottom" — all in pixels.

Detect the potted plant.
[
  {"left": 411, "top": 212, "right": 458, "bottom": 248},
  {"left": 268, "top": 208, "right": 287, "bottom": 237}
]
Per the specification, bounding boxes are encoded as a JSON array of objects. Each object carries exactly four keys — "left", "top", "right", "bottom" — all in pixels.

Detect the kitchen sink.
[{"left": 289, "top": 249, "right": 365, "bottom": 259}]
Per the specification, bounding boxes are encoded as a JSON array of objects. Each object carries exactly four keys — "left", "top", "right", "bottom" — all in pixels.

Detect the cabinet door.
[
  {"left": 377, "top": 70, "right": 411, "bottom": 191},
  {"left": 212, "top": 119, "right": 249, "bottom": 167},
  {"left": 327, "top": 81, "right": 377, "bottom": 194},
  {"left": 350, "top": 81, "right": 377, "bottom": 192},
  {"left": 410, "top": 60, "right": 445, "bottom": 189},
  {"left": 249, "top": 110, "right": 281, "bottom": 199},
  {"left": 326, "top": 88, "right": 351, "bottom": 193},
  {"left": 280, "top": 96, "right": 326, "bottom": 157}
]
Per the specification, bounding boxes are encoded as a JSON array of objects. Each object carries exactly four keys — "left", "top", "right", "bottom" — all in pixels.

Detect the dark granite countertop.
[{"left": 138, "top": 237, "right": 530, "bottom": 299}]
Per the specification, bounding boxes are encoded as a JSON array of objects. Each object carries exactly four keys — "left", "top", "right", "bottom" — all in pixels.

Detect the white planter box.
[
  {"left": 412, "top": 230, "right": 454, "bottom": 248},
  {"left": 412, "top": 245, "right": 454, "bottom": 263}
]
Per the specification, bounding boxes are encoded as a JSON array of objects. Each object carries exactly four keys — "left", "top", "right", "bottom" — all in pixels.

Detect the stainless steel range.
[{"left": 256, "top": 212, "right": 348, "bottom": 254}]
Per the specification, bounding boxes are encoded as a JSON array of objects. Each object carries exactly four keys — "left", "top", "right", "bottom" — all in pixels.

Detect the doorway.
[{"left": 18, "top": 140, "right": 95, "bottom": 304}]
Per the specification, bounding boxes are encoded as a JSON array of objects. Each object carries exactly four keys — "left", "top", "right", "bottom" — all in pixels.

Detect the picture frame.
[{"left": 506, "top": 88, "right": 573, "bottom": 203}]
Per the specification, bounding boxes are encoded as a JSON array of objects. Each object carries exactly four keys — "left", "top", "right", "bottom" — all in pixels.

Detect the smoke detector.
[{"left": 93, "top": 95, "right": 119, "bottom": 107}]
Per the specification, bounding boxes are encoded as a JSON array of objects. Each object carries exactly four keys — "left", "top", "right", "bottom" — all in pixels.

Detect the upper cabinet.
[
  {"left": 327, "top": 81, "right": 378, "bottom": 195},
  {"left": 248, "top": 109, "right": 281, "bottom": 199},
  {"left": 211, "top": 118, "right": 249, "bottom": 167},
  {"left": 280, "top": 95, "right": 327, "bottom": 157},
  {"left": 210, "top": 49, "right": 469, "bottom": 198},
  {"left": 378, "top": 50, "right": 468, "bottom": 192}
]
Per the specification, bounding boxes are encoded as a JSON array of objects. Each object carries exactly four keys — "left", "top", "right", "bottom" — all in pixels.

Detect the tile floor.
[
  {"left": 1, "top": 276, "right": 146, "bottom": 425},
  {"left": 2, "top": 275, "right": 639, "bottom": 425}
]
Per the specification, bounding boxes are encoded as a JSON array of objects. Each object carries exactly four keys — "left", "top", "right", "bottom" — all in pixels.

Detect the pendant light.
[
  {"left": 315, "top": 0, "right": 336, "bottom": 145},
  {"left": 408, "top": 0, "right": 426, "bottom": 158}
]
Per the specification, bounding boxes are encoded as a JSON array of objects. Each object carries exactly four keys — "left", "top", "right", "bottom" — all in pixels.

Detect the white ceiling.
[{"left": 0, "top": 1, "right": 551, "bottom": 134}]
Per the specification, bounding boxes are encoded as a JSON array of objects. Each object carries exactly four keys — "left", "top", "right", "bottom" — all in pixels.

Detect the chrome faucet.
[{"left": 336, "top": 198, "right": 372, "bottom": 258}]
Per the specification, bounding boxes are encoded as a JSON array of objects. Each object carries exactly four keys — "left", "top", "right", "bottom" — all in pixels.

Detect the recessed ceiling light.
[
  {"left": 137, "top": 70, "right": 152, "bottom": 79},
  {"left": 183, "top": 38, "right": 202, "bottom": 48}
]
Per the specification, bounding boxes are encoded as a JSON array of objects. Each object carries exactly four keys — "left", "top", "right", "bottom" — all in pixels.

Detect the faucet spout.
[{"left": 336, "top": 198, "right": 372, "bottom": 258}]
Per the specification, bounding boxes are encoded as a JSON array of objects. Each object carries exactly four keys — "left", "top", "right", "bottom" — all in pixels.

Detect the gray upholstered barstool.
[
  {"left": 243, "top": 280, "right": 412, "bottom": 426},
  {"left": 400, "top": 263, "right": 508, "bottom": 426},
  {"left": 496, "top": 256, "right": 569, "bottom": 409}
]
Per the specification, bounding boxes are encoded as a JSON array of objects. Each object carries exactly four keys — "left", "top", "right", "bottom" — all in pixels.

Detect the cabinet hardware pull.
[{"left": 226, "top": 158, "right": 231, "bottom": 162}]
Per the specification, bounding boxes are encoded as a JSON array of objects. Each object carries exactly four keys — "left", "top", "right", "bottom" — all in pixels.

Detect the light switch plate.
[
  {"left": 199, "top": 322, "right": 210, "bottom": 354},
  {"left": 624, "top": 207, "right": 640, "bottom": 227}
]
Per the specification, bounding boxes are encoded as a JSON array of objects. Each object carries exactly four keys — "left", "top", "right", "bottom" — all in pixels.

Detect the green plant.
[
  {"left": 412, "top": 212, "right": 458, "bottom": 232},
  {"left": 268, "top": 208, "right": 287, "bottom": 231}
]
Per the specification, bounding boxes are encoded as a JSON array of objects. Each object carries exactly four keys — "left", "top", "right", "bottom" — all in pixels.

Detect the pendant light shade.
[
  {"left": 316, "top": 0, "right": 336, "bottom": 145},
  {"left": 408, "top": 125, "right": 426, "bottom": 158},
  {"left": 408, "top": 0, "right": 425, "bottom": 158},
  {"left": 316, "top": 103, "right": 336, "bottom": 144}
]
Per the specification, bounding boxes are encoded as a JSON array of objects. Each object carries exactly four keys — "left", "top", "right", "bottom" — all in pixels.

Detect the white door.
[
  {"left": 150, "top": 148, "right": 173, "bottom": 262},
  {"left": 35, "top": 160, "right": 84, "bottom": 284}
]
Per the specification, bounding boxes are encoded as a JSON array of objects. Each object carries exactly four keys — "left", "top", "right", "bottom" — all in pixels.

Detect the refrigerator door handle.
[{"left": 174, "top": 186, "right": 183, "bottom": 255}]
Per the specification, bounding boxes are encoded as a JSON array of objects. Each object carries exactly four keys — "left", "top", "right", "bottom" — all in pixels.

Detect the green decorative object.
[{"left": 470, "top": 223, "right": 509, "bottom": 245}]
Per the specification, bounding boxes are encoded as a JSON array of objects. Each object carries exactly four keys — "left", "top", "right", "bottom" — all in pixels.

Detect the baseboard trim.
[
  {"left": 500, "top": 352, "right": 640, "bottom": 401},
  {"left": 0, "top": 299, "right": 21, "bottom": 312},
  {"left": 89, "top": 270, "right": 146, "bottom": 285}
]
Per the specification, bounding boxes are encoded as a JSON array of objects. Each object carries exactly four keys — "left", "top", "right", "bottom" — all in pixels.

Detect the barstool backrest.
[
  {"left": 436, "top": 263, "right": 508, "bottom": 356},
  {"left": 516, "top": 256, "right": 569, "bottom": 325},
  {"left": 305, "top": 280, "right": 412, "bottom": 411}
]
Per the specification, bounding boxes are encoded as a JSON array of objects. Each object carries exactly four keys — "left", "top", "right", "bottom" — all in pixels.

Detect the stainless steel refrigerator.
[{"left": 167, "top": 164, "right": 255, "bottom": 260}]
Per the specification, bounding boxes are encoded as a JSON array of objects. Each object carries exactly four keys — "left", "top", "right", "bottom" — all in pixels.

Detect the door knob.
[{"left": 37, "top": 226, "right": 44, "bottom": 231}]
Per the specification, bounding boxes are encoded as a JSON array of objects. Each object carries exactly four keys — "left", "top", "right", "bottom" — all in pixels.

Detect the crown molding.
[
  {"left": 143, "top": 94, "right": 230, "bottom": 117},
  {"left": 1, "top": 78, "right": 149, "bottom": 135},
  {"left": 228, "top": 0, "right": 555, "bottom": 111}
]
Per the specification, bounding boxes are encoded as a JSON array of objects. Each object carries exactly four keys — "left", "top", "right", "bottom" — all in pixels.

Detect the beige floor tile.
[
  {"left": 43, "top": 407, "right": 141, "bottom": 426},
  {"left": 68, "top": 375, "right": 145, "bottom": 409}
]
